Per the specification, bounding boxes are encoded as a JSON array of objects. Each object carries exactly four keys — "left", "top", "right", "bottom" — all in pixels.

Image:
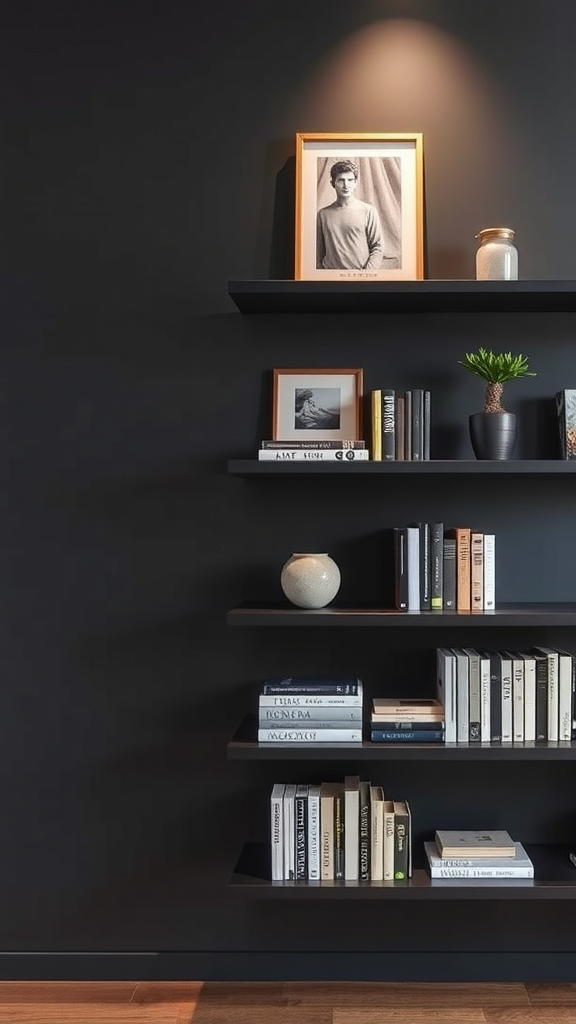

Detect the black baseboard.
[{"left": 1, "top": 951, "right": 576, "bottom": 982}]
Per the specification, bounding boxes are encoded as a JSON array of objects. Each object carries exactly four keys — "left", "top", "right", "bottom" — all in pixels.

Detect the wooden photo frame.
[
  {"left": 295, "top": 132, "right": 424, "bottom": 282},
  {"left": 272, "top": 368, "right": 363, "bottom": 442}
]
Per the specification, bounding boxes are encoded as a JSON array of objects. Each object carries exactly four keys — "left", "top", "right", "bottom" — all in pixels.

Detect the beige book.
[
  {"left": 383, "top": 800, "right": 395, "bottom": 880},
  {"left": 470, "top": 531, "right": 484, "bottom": 610},
  {"left": 370, "top": 786, "right": 384, "bottom": 881},
  {"left": 344, "top": 775, "right": 360, "bottom": 881},
  {"left": 320, "top": 783, "right": 336, "bottom": 880}
]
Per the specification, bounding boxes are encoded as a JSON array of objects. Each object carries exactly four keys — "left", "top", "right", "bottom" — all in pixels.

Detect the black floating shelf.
[
  {"left": 228, "top": 459, "right": 576, "bottom": 477},
  {"left": 229, "top": 842, "right": 576, "bottom": 900},
  {"left": 228, "top": 279, "right": 576, "bottom": 315},
  {"left": 227, "top": 715, "right": 576, "bottom": 761},
  {"left": 227, "top": 603, "right": 576, "bottom": 628}
]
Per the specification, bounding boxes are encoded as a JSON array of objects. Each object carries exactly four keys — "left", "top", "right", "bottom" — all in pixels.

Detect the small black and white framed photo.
[
  {"left": 294, "top": 132, "right": 424, "bottom": 282},
  {"left": 272, "top": 368, "right": 363, "bottom": 442}
]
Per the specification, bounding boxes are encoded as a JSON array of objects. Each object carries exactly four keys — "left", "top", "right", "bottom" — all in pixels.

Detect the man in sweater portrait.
[{"left": 316, "top": 159, "right": 384, "bottom": 271}]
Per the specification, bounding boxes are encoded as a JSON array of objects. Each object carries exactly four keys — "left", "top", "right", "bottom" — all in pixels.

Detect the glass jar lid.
[{"left": 475, "top": 227, "right": 515, "bottom": 242}]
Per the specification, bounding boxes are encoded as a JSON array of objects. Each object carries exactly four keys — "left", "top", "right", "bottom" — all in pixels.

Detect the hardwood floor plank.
[
  {"left": 526, "top": 984, "right": 576, "bottom": 1004},
  {"left": 0, "top": 1007, "right": 180, "bottom": 1024},
  {"left": 283, "top": 983, "right": 530, "bottom": 1007},
  {"left": 333, "top": 1010, "right": 485, "bottom": 1024},
  {"left": 0, "top": 983, "right": 138, "bottom": 1004},
  {"left": 133, "top": 981, "right": 286, "bottom": 1006},
  {"left": 485, "top": 1010, "right": 576, "bottom": 1023},
  {"left": 177, "top": 1008, "right": 332, "bottom": 1024}
]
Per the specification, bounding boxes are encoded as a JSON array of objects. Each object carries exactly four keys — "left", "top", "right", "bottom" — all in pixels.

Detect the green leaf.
[{"left": 458, "top": 347, "right": 537, "bottom": 384}]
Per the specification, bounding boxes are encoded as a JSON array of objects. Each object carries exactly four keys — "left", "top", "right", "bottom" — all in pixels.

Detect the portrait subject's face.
[{"left": 332, "top": 172, "right": 358, "bottom": 201}]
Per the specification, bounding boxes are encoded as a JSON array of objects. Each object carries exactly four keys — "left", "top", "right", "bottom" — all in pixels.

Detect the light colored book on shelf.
[
  {"left": 283, "top": 784, "right": 296, "bottom": 880},
  {"left": 436, "top": 649, "right": 457, "bottom": 743},
  {"left": 406, "top": 525, "right": 420, "bottom": 611},
  {"left": 372, "top": 698, "right": 443, "bottom": 719},
  {"left": 519, "top": 652, "right": 536, "bottom": 742},
  {"left": 451, "top": 648, "right": 470, "bottom": 744},
  {"left": 499, "top": 651, "right": 513, "bottom": 742},
  {"left": 259, "top": 694, "right": 363, "bottom": 707},
  {"left": 462, "top": 648, "right": 481, "bottom": 742},
  {"left": 479, "top": 651, "right": 491, "bottom": 743},
  {"left": 261, "top": 440, "right": 366, "bottom": 449},
  {"left": 424, "top": 841, "right": 533, "bottom": 878},
  {"left": 307, "top": 784, "right": 321, "bottom": 881},
  {"left": 506, "top": 652, "right": 525, "bottom": 742},
  {"left": 258, "top": 448, "right": 369, "bottom": 461},
  {"left": 370, "top": 785, "right": 385, "bottom": 881},
  {"left": 320, "top": 783, "right": 337, "bottom": 881},
  {"left": 470, "top": 531, "right": 484, "bottom": 610},
  {"left": 435, "top": 829, "right": 516, "bottom": 858},
  {"left": 344, "top": 776, "right": 360, "bottom": 881},
  {"left": 383, "top": 800, "right": 395, "bottom": 880},
  {"left": 483, "top": 534, "right": 496, "bottom": 610},
  {"left": 453, "top": 526, "right": 471, "bottom": 612},
  {"left": 258, "top": 727, "right": 362, "bottom": 743},
  {"left": 259, "top": 706, "right": 362, "bottom": 723},
  {"left": 270, "top": 783, "right": 285, "bottom": 881},
  {"left": 557, "top": 649, "right": 574, "bottom": 742},
  {"left": 533, "top": 646, "right": 559, "bottom": 742},
  {"left": 371, "top": 389, "right": 382, "bottom": 461}
]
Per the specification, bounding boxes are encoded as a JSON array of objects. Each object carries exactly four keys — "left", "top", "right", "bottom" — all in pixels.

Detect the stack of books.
[
  {"left": 424, "top": 829, "right": 534, "bottom": 879},
  {"left": 258, "top": 677, "right": 363, "bottom": 743},
  {"left": 270, "top": 775, "right": 412, "bottom": 882},
  {"left": 393, "top": 523, "right": 496, "bottom": 612},
  {"left": 258, "top": 440, "right": 369, "bottom": 462},
  {"left": 370, "top": 697, "right": 445, "bottom": 743},
  {"left": 371, "top": 388, "right": 431, "bottom": 461}
]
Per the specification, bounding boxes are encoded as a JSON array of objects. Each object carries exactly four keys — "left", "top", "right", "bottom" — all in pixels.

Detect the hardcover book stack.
[
  {"left": 393, "top": 522, "right": 496, "bottom": 612},
  {"left": 370, "top": 387, "right": 431, "bottom": 461},
  {"left": 370, "top": 697, "right": 445, "bottom": 743},
  {"left": 424, "top": 829, "right": 534, "bottom": 879},
  {"left": 270, "top": 774, "right": 412, "bottom": 882},
  {"left": 436, "top": 646, "right": 575, "bottom": 744},
  {"left": 258, "top": 677, "right": 363, "bottom": 743},
  {"left": 258, "top": 440, "right": 368, "bottom": 462}
]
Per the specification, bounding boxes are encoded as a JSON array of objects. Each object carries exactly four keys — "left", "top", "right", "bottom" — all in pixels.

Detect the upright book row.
[
  {"left": 371, "top": 388, "right": 431, "bottom": 462},
  {"left": 394, "top": 524, "right": 495, "bottom": 612},
  {"left": 437, "top": 646, "right": 575, "bottom": 744},
  {"left": 270, "top": 777, "right": 412, "bottom": 883}
]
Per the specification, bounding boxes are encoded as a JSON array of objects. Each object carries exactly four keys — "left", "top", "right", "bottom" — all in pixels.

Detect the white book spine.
[
  {"left": 383, "top": 803, "right": 395, "bottom": 880},
  {"left": 370, "top": 788, "right": 384, "bottom": 881},
  {"left": 547, "top": 651, "right": 559, "bottom": 742},
  {"left": 258, "top": 449, "right": 369, "bottom": 461},
  {"left": 406, "top": 526, "right": 420, "bottom": 611},
  {"left": 429, "top": 865, "right": 534, "bottom": 879},
  {"left": 270, "top": 784, "right": 285, "bottom": 881},
  {"left": 452, "top": 649, "right": 470, "bottom": 744},
  {"left": 307, "top": 785, "right": 321, "bottom": 880},
  {"left": 500, "top": 656, "right": 513, "bottom": 742},
  {"left": 480, "top": 655, "right": 491, "bottom": 743},
  {"left": 558, "top": 653, "right": 573, "bottom": 742},
  {"left": 511, "top": 657, "right": 525, "bottom": 742},
  {"left": 522, "top": 655, "right": 537, "bottom": 743},
  {"left": 259, "top": 706, "right": 362, "bottom": 722},
  {"left": 463, "top": 648, "right": 481, "bottom": 742},
  {"left": 344, "top": 781, "right": 360, "bottom": 881},
  {"left": 436, "top": 649, "right": 457, "bottom": 743},
  {"left": 259, "top": 695, "right": 363, "bottom": 707},
  {"left": 483, "top": 534, "right": 496, "bottom": 610},
  {"left": 283, "top": 785, "right": 296, "bottom": 881},
  {"left": 258, "top": 728, "right": 362, "bottom": 742}
]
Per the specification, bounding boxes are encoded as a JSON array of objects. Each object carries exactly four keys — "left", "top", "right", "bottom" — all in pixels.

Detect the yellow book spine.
[{"left": 371, "top": 390, "right": 382, "bottom": 461}]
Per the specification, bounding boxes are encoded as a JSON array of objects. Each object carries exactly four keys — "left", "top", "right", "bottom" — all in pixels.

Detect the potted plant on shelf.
[{"left": 459, "top": 347, "right": 537, "bottom": 460}]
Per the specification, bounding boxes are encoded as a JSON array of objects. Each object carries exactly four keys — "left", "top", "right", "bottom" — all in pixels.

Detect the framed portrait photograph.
[
  {"left": 294, "top": 132, "right": 424, "bottom": 282},
  {"left": 273, "top": 368, "right": 363, "bottom": 442}
]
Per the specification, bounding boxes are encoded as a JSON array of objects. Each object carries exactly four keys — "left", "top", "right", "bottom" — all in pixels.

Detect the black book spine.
[
  {"left": 418, "top": 522, "right": 431, "bottom": 611},
  {"left": 295, "top": 787, "right": 308, "bottom": 880},
  {"left": 381, "top": 389, "right": 396, "bottom": 461},
  {"left": 430, "top": 522, "right": 444, "bottom": 610},
  {"left": 411, "top": 389, "right": 423, "bottom": 461},
  {"left": 334, "top": 788, "right": 344, "bottom": 880},
  {"left": 488, "top": 652, "right": 502, "bottom": 742},
  {"left": 404, "top": 391, "right": 412, "bottom": 461},
  {"left": 423, "top": 390, "right": 431, "bottom": 460},
  {"left": 359, "top": 782, "right": 371, "bottom": 881},
  {"left": 442, "top": 537, "right": 456, "bottom": 609},
  {"left": 393, "top": 527, "right": 408, "bottom": 610},
  {"left": 534, "top": 654, "right": 548, "bottom": 742},
  {"left": 393, "top": 802, "right": 411, "bottom": 880},
  {"left": 261, "top": 440, "right": 366, "bottom": 450}
]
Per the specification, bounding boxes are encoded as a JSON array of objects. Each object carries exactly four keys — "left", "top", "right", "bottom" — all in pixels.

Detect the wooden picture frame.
[
  {"left": 272, "top": 368, "right": 363, "bottom": 442},
  {"left": 294, "top": 132, "right": 424, "bottom": 282}
]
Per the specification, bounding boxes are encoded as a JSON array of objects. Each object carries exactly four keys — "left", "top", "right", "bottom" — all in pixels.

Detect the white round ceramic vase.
[{"left": 280, "top": 552, "right": 341, "bottom": 610}]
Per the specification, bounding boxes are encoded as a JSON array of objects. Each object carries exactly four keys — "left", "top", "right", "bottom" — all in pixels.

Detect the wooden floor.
[{"left": 0, "top": 982, "right": 576, "bottom": 1024}]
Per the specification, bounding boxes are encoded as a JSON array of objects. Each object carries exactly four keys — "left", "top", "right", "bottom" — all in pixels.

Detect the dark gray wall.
[{"left": 1, "top": 0, "right": 576, "bottom": 979}]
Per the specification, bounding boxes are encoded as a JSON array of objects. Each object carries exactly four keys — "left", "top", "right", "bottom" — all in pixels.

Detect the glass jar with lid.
[{"left": 475, "top": 227, "right": 518, "bottom": 281}]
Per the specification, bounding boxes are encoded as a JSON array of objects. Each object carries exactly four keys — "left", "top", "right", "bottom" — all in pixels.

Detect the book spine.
[
  {"left": 521, "top": 654, "right": 537, "bottom": 742},
  {"left": 258, "top": 728, "right": 362, "bottom": 742},
  {"left": 283, "top": 785, "right": 296, "bottom": 880},
  {"left": 262, "top": 680, "right": 360, "bottom": 695},
  {"left": 500, "top": 654, "right": 513, "bottom": 742},
  {"left": 479, "top": 654, "right": 491, "bottom": 743},
  {"left": 395, "top": 395, "right": 405, "bottom": 460},
  {"left": 359, "top": 782, "right": 371, "bottom": 881},
  {"left": 383, "top": 801, "right": 395, "bottom": 880},
  {"left": 320, "top": 789, "right": 334, "bottom": 881},
  {"left": 547, "top": 651, "right": 559, "bottom": 742},
  {"left": 418, "top": 522, "right": 431, "bottom": 611},
  {"left": 406, "top": 525, "right": 420, "bottom": 611},
  {"left": 556, "top": 389, "right": 576, "bottom": 459},
  {"left": 453, "top": 650, "right": 470, "bottom": 744},
  {"left": 534, "top": 655, "right": 548, "bottom": 742},
  {"left": 371, "top": 730, "right": 444, "bottom": 741},
  {"left": 370, "top": 787, "right": 384, "bottom": 880},
  {"left": 454, "top": 528, "right": 471, "bottom": 611},
  {"left": 423, "top": 390, "right": 431, "bottom": 460},
  {"left": 488, "top": 653, "right": 502, "bottom": 742},
  {"left": 307, "top": 785, "right": 321, "bottom": 880},
  {"left": 436, "top": 648, "right": 456, "bottom": 743},
  {"left": 259, "top": 695, "right": 363, "bottom": 707},
  {"left": 404, "top": 390, "right": 412, "bottom": 460},
  {"left": 411, "top": 388, "right": 423, "bottom": 460},
  {"left": 511, "top": 656, "right": 525, "bottom": 742},
  {"left": 483, "top": 534, "right": 496, "bottom": 610},
  {"left": 393, "top": 803, "right": 411, "bottom": 879},
  {"left": 259, "top": 707, "right": 363, "bottom": 722},
  {"left": 558, "top": 652, "right": 573, "bottom": 741},
  {"left": 466, "top": 650, "right": 481, "bottom": 741},
  {"left": 428, "top": 865, "right": 534, "bottom": 879},
  {"left": 442, "top": 538, "right": 456, "bottom": 610},
  {"left": 344, "top": 778, "right": 359, "bottom": 881},
  {"left": 430, "top": 522, "right": 444, "bottom": 610},
  {"left": 371, "top": 390, "right": 382, "bottom": 462},
  {"left": 381, "top": 389, "right": 395, "bottom": 461},
  {"left": 295, "top": 785, "right": 308, "bottom": 880},
  {"left": 334, "top": 787, "right": 344, "bottom": 880},
  {"left": 393, "top": 526, "right": 408, "bottom": 611},
  {"left": 270, "top": 784, "right": 285, "bottom": 881},
  {"left": 258, "top": 449, "right": 369, "bottom": 461},
  {"left": 370, "top": 719, "right": 445, "bottom": 730},
  {"left": 261, "top": 440, "right": 366, "bottom": 449},
  {"left": 470, "top": 532, "right": 484, "bottom": 610}
]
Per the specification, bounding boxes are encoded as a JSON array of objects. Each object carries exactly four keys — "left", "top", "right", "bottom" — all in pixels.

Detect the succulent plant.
[{"left": 459, "top": 347, "right": 536, "bottom": 413}]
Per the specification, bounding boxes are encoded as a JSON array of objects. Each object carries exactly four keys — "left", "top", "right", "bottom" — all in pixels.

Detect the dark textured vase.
[{"left": 469, "top": 412, "right": 517, "bottom": 460}]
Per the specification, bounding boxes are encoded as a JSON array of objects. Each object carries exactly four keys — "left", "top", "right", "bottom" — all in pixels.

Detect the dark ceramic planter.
[{"left": 469, "top": 412, "right": 517, "bottom": 460}]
